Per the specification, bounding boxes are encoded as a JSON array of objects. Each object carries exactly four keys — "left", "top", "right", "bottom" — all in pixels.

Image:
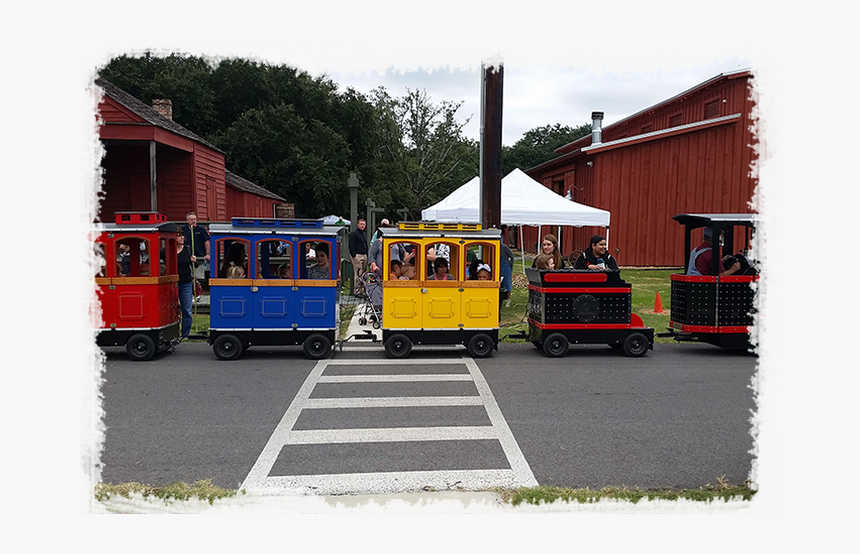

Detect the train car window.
[
  {"left": 214, "top": 238, "right": 250, "bottom": 279},
  {"left": 157, "top": 237, "right": 168, "bottom": 276},
  {"left": 427, "top": 242, "right": 457, "bottom": 280},
  {"left": 388, "top": 241, "right": 419, "bottom": 280},
  {"left": 94, "top": 242, "right": 106, "bottom": 277},
  {"left": 466, "top": 243, "right": 496, "bottom": 280},
  {"left": 114, "top": 237, "right": 151, "bottom": 277},
  {"left": 301, "top": 240, "right": 332, "bottom": 280},
  {"left": 257, "top": 239, "right": 291, "bottom": 279}
]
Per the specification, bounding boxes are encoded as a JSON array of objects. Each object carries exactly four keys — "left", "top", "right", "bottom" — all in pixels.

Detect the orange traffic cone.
[{"left": 654, "top": 292, "right": 664, "bottom": 314}]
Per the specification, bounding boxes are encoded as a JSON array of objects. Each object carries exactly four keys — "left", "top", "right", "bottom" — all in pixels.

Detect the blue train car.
[{"left": 207, "top": 218, "right": 347, "bottom": 360}]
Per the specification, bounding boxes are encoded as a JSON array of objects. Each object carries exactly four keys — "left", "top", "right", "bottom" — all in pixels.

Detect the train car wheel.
[
  {"left": 467, "top": 333, "right": 494, "bottom": 358},
  {"left": 126, "top": 333, "right": 157, "bottom": 361},
  {"left": 213, "top": 334, "right": 243, "bottom": 361},
  {"left": 384, "top": 333, "right": 412, "bottom": 358},
  {"left": 542, "top": 333, "right": 569, "bottom": 358},
  {"left": 622, "top": 332, "right": 649, "bottom": 357},
  {"left": 303, "top": 333, "right": 332, "bottom": 360}
]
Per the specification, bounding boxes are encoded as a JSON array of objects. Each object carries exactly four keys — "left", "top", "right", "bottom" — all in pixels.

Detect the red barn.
[
  {"left": 225, "top": 171, "right": 284, "bottom": 218},
  {"left": 95, "top": 77, "right": 284, "bottom": 223},
  {"left": 525, "top": 69, "right": 757, "bottom": 267}
]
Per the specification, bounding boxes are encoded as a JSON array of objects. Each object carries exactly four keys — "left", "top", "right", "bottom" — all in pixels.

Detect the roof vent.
[{"left": 591, "top": 111, "right": 604, "bottom": 144}]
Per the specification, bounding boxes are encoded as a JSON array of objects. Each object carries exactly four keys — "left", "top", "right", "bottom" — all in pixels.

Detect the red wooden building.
[
  {"left": 95, "top": 77, "right": 285, "bottom": 223},
  {"left": 525, "top": 69, "right": 757, "bottom": 267}
]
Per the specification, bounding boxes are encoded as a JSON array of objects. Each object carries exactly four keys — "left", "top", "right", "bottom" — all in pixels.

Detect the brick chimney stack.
[{"left": 152, "top": 99, "right": 173, "bottom": 120}]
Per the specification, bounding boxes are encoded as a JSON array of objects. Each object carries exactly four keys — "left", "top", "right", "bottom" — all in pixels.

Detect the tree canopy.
[
  {"left": 98, "top": 53, "right": 586, "bottom": 220},
  {"left": 502, "top": 123, "right": 592, "bottom": 175}
]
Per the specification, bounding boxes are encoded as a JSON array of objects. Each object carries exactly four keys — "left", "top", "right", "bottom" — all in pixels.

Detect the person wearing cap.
[
  {"left": 370, "top": 218, "right": 390, "bottom": 245},
  {"left": 687, "top": 227, "right": 740, "bottom": 276},
  {"left": 573, "top": 235, "right": 619, "bottom": 271}
]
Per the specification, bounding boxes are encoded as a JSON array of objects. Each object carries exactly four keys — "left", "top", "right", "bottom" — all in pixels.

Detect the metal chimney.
[{"left": 591, "top": 111, "right": 604, "bottom": 144}]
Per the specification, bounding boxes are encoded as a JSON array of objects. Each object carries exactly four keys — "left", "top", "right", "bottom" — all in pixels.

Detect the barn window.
[
  {"left": 704, "top": 100, "right": 720, "bottom": 119},
  {"left": 669, "top": 113, "right": 683, "bottom": 127},
  {"left": 641, "top": 124, "right": 653, "bottom": 134}
]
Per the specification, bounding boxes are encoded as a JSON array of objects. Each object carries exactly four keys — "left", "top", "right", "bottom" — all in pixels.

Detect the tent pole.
[{"left": 520, "top": 225, "right": 526, "bottom": 275}]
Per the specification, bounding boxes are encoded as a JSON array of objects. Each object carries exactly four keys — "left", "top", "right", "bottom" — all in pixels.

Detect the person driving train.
[{"left": 688, "top": 228, "right": 740, "bottom": 276}]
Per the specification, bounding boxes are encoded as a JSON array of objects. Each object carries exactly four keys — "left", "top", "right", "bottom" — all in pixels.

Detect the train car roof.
[
  {"left": 208, "top": 218, "right": 345, "bottom": 238},
  {"left": 94, "top": 222, "right": 180, "bottom": 234},
  {"left": 672, "top": 213, "right": 760, "bottom": 227},
  {"left": 380, "top": 222, "right": 501, "bottom": 240}
]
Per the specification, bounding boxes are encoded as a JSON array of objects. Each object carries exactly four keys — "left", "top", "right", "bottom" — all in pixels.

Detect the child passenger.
[
  {"left": 534, "top": 253, "right": 555, "bottom": 270},
  {"left": 428, "top": 257, "right": 455, "bottom": 280},
  {"left": 389, "top": 259, "right": 409, "bottom": 280}
]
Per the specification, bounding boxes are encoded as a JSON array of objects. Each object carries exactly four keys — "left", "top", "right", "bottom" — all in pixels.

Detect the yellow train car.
[{"left": 377, "top": 222, "right": 502, "bottom": 358}]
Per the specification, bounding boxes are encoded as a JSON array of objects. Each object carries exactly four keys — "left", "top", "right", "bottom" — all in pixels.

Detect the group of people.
[
  {"left": 530, "top": 233, "right": 620, "bottom": 272},
  {"left": 529, "top": 228, "right": 739, "bottom": 277}
]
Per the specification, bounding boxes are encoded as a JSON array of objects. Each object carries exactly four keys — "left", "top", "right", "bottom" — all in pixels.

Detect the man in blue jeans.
[{"left": 162, "top": 232, "right": 196, "bottom": 337}]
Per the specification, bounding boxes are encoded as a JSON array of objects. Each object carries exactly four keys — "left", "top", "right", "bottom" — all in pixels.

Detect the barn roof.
[
  {"left": 95, "top": 77, "right": 223, "bottom": 153},
  {"left": 225, "top": 170, "right": 286, "bottom": 202},
  {"left": 552, "top": 68, "right": 752, "bottom": 157}
]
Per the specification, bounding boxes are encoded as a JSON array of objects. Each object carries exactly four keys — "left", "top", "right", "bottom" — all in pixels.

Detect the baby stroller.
[{"left": 357, "top": 270, "right": 383, "bottom": 329}]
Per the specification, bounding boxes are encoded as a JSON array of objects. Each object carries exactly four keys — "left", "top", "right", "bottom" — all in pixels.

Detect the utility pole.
[
  {"left": 348, "top": 172, "right": 360, "bottom": 233},
  {"left": 480, "top": 58, "right": 503, "bottom": 231},
  {"left": 365, "top": 198, "right": 384, "bottom": 241}
]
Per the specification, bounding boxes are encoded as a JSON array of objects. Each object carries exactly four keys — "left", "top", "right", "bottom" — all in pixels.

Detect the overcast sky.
[
  {"left": 328, "top": 61, "right": 753, "bottom": 146},
  {"left": 5, "top": 0, "right": 856, "bottom": 534}
]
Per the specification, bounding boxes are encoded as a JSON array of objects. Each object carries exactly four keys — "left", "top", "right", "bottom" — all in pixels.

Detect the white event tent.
[{"left": 422, "top": 168, "right": 611, "bottom": 270}]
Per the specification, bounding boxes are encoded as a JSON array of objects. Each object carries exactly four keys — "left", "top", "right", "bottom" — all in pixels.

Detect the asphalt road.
[{"left": 99, "top": 340, "right": 756, "bottom": 494}]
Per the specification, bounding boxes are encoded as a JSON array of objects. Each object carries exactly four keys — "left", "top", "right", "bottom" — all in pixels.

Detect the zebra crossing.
[{"left": 240, "top": 352, "right": 537, "bottom": 495}]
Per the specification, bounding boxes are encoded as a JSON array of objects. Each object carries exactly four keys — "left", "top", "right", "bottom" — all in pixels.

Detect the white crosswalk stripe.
[{"left": 241, "top": 352, "right": 537, "bottom": 496}]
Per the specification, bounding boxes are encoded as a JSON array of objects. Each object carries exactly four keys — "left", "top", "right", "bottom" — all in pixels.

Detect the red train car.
[{"left": 93, "top": 212, "right": 181, "bottom": 360}]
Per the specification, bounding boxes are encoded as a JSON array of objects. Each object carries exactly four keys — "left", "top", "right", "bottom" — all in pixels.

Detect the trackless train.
[{"left": 93, "top": 212, "right": 758, "bottom": 361}]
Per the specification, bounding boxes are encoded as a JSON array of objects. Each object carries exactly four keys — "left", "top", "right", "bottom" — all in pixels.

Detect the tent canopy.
[
  {"left": 421, "top": 168, "right": 610, "bottom": 227},
  {"left": 322, "top": 214, "right": 349, "bottom": 226}
]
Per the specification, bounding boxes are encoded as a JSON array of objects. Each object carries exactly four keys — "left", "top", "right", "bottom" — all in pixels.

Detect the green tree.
[
  {"left": 99, "top": 52, "right": 218, "bottom": 136},
  {"left": 214, "top": 103, "right": 350, "bottom": 218},
  {"left": 502, "top": 123, "right": 592, "bottom": 175},
  {"left": 370, "top": 87, "right": 478, "bottom": 219}
]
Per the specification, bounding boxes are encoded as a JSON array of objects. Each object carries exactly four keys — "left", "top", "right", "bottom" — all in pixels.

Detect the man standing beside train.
[
  {"left": 349, "top": 217, "right": 368, "bottom": 295},
  {"left": 182, "top": 212, "right": 211, "bottom": 291}
]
